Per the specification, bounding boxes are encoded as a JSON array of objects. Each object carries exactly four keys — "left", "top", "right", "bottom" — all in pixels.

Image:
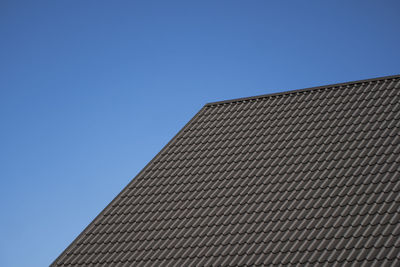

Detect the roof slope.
[{"left": 52, "top": 75, "right": 400, "bottom": 266}]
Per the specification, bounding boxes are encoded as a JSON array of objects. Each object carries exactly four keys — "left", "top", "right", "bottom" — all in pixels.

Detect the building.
[{"left": 52, "top": 75, "right": 400, "bottom": 266}]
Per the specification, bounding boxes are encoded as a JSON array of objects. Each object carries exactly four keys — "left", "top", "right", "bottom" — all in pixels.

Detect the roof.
[{"left": 52, "top": 74, "right": 400, "bottom": 266}]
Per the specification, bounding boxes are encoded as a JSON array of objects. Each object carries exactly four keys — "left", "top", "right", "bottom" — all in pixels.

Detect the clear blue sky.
[{"left": 0, "top": 1, "right": 399, "bottom": 266}]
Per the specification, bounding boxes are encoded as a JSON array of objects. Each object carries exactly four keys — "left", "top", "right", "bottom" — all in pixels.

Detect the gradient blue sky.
[{"left": 1, "top": 1, "right": 399, "bottom": 266}]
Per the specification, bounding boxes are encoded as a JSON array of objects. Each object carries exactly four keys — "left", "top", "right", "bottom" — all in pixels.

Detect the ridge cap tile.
[{"left": 206, "top": 74, "right": 400, "bottom": 106}]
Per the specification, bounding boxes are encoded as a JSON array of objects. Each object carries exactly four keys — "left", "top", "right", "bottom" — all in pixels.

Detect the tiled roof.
[{"left": 52, "top": 75, "right": 400, "bottom": 266}]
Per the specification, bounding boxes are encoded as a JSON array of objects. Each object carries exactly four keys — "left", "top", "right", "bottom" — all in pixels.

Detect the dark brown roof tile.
[{"left": 52, "top": 75, "right": 400, "bottom": 266}]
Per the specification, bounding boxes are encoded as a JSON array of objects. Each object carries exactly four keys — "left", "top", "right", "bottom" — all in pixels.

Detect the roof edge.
[
  {"left": 50, "top": 106, "right": 208, "bottom": 266},
  {"left": 205, "top": 74, "right": 400, "bottom": 106}
]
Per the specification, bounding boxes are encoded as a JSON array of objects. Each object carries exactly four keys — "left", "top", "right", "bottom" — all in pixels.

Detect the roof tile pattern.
[{"left": 53, "top": 76, "right": 400, "bottom": 266}]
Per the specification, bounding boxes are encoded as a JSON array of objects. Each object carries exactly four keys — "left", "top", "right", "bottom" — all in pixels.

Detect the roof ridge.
[{"left": 205, "top": 74, "right": 400, "bottom": 107}]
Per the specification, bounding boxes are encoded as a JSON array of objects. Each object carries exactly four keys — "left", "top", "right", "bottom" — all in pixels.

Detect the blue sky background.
[{"left": 1, "top": 1, "right": 399, "bottom": 266}]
